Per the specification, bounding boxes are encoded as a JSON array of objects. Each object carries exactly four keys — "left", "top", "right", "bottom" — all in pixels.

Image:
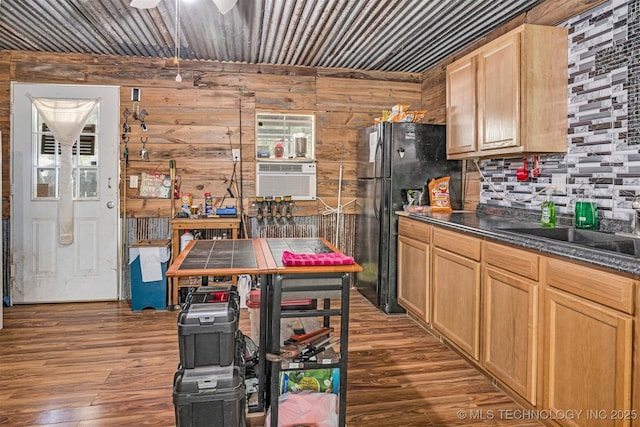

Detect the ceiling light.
[
  {"left": 130, "top": 0, "right": 160, "bottom": 9},
  {"left": 212, "top": 0, "right": 237, "bottom": 15}
]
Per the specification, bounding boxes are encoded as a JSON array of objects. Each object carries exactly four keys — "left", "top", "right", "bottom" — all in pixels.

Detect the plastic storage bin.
[
  {"left": 178, "top": 286, "right": 239, "bottom": 368},
  {"left": 129, "top": 239, "right": 170, "bottom": 311},
  {"left": 173, "top": 365, "right": 246, "bottom": 427}
]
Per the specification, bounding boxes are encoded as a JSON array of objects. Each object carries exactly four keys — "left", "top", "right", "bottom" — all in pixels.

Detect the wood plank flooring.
[{"left": 0, "top": 290, "right": 542, "bottom": 427}]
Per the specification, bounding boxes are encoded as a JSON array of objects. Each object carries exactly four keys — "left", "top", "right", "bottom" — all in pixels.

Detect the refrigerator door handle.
[
  {"left": 373, "top": 137, "right": 382, "bottom": 221},
  {"left": 373, "top": 177, "right": 380, "bottom": 220}
]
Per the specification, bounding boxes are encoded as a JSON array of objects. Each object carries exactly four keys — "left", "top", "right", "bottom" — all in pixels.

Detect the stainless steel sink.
[
  {"left": 497, "top": 227, "right": 614, "bottom": 243},
  {"left": 584, "top": 240, "right": 638, "bottom": 256},
  {"left": 497, "top": 227, "right": 640, "bottom": 257}
]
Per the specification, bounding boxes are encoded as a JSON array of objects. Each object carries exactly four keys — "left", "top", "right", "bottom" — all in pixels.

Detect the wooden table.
[
  {"left": 165, "top": 237, "right": 361, "bottom": 427},
  {"left": 169, "top": 217, "right": 241, "bottom": 306}
]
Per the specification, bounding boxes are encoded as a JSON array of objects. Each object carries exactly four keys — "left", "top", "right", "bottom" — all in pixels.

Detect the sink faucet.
[{"left": 633, "top": 196, "right": 640, "bottom": 235}]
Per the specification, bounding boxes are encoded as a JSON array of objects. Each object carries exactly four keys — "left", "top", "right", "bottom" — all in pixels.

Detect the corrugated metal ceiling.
[{"left": 0, "top": 0, "right": 546, "bottom": 73}]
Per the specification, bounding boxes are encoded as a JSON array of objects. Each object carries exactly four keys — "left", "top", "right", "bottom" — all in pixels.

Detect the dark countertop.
[{"left": 405, "top": 210, "right": 640, "bottom": 277}]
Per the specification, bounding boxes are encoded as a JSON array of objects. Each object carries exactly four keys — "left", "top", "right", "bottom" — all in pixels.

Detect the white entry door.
[{"left": 11, "top": 83, "right": 120, "bottom": 303}]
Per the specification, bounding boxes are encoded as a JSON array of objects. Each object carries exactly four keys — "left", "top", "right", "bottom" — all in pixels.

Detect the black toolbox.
[
  {"left": 178, "top": 286, "right": 239, "bottom": 369},
  {"left": 173, "top": 365, "right": 246, "bottom": 427}
]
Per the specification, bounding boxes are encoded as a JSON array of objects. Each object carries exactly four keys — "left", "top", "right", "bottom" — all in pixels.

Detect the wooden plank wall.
[{"left": 0, "top": 52, "right": 421, "bottom": 220}]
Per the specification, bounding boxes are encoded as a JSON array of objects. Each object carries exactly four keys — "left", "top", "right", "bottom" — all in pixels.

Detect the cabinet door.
[
  {"left": 544, "top": 287, "right": 633, "bottom": 427},
  {"left": 446, "top": 56, "right": 477, "bottom": 156},
  {"left": 477, "top": 32, "right": 520, "bottom": 151},
  {"left": 483, "top": 266, "right": 538, "bottom": 405},
  {"left": 397, "top": 235, "right": 430, "bottom": 322},
  {"left": 432, "top": 247, "right": 481, "bottom": 360}
]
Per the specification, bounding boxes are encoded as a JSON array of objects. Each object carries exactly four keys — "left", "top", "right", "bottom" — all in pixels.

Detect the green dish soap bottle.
[{"left": 541, "top": 191, "right": 556, "bottom": 228}]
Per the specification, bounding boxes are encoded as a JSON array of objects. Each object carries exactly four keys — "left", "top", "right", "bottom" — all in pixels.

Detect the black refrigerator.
[{"left": 354, "top": 122, "right": 462, "bottom": 314}]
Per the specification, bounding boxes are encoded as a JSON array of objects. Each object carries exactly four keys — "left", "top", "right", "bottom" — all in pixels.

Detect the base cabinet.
[
  {"left": 397, "top": 234, "right": 430, "bottom": 322},
  {"left": 397, "top": 218, "right": 638, "bottom": 426},
  {"left": 482, "top": 241, "right": 539, "bottom": 405},
  {"left": 482, "top": 266, "right": 538, "bottom": 405},
  {"left": 431, "top": 228, "right": 481, "bottom": 360},
  {"left": 397, "top": 216, "right": 431, "bottom": 322},
  {"left": 544, "top": 287, "right": 633, "bottom": 427}
]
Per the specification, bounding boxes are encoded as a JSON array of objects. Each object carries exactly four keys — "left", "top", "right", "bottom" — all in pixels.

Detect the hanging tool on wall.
[
  {"left": 123, "top": 137, "right": 129, "bottom": 166},
  {"left": 122, "top": 108, "right": 131, "bottom": 167},
  {"left": 130, "top": 96, "right": 149, "bottom": 131},
  {"left": 217, "top": 150, "right": 240, "bottom": 217},
  {"left": 140, "top": 137, "right": 149, "bottom": 161},
  {"left": 139, "top": 108, "right": 149, "bottom": 132},
  {"left": 132, "top": 101, "right": 140, "bottom": 120},
  {"left": 123, "top": 108, "right": 132, "bottom": 133},
  {"left": 226, "top": 124, "right": 248, "bottom": 237},
  {"left": 516, "top": 157, "right": 529, "bottom": 181},
  {"left": 532, "top": 155, "right": 540, "bottom": 178},
  {"left": 169, "top": 159, "right": 176, "bottom": 219},
  {"left": 121, "top": 128, "right": 130, "bottom": 303}
]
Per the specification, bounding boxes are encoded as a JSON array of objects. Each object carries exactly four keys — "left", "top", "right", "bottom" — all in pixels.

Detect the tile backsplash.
[{"left": 479, "top": 0, "right": 640, "bottom": 232}]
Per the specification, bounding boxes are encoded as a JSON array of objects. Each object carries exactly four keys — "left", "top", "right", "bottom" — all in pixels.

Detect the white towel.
[
  {"left": 237, "top": 275, "right": 250, "bottom": 308},
  {"left": 139, "top": 247, "right": 164, "bottom": 282}
]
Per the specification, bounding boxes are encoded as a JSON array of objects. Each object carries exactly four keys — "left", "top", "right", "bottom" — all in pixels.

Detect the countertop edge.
[{"left": 404, "top": 211, "right": 640, "bottom": 277}]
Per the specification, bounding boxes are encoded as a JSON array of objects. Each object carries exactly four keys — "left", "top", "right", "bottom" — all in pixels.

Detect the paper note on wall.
[{"left": 369, "top": 131, "right": 377, "bottom": 163}]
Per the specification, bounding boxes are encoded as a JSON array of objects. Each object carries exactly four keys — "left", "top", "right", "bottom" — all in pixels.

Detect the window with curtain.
[{"left": 33, "top": 108, "right": 100, "bottom": 199}]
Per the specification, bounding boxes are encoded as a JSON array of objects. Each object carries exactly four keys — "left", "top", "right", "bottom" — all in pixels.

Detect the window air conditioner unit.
[{"left": 256, "top": 162, "right": 316, "bottom": 200}]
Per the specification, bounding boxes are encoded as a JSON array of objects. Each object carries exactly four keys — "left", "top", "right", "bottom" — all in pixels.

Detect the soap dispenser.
[{"left": 541, "top": 191, "right": 556, "bottom": 228}]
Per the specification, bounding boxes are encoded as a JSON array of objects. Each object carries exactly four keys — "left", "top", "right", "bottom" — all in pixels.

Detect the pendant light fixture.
[
  {"left": 173, "top": 0, "right": 182, "bottom": 82},
  {"left": 211, "top": 0, "right": 238, "bottom": 15},
  {"left": 130, "top": 0, "right": 238, "bottom": 82}
]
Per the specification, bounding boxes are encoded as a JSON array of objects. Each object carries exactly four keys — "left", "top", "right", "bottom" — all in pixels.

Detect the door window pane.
[
  {"left": 35, "top": 167, "right": 56, "bottom": 198},
  {"left": 32, "top": 106, "right": 99, "bottom": 200},
  {"left": 78, "top": 168, "right": 98, "bottom": 198}
]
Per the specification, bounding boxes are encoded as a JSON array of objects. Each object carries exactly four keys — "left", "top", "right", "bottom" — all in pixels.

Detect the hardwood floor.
[{"left": 0, "top": 290, "right": 542, "bottom": 427}]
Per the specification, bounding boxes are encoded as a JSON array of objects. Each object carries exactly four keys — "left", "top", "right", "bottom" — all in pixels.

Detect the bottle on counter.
[
  {"left": 204, "top": 192, "right": 213, "bottom": 216},
  {"left": 541, "top": 191, "right": 556, "bottom": 228},
  {"left": 181, "top": 192, "right": 192, "bottom": 214},
  {"left": 180, "top": 229, "right": 194, "bottom": 251}
]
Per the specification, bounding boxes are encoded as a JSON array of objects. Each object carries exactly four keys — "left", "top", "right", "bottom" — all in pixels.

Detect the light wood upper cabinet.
[
  {"left": 446, "top": 24, "right": 568, "bottom": 159},
  {"left": 397, "top": 216, "right": 431, "bottom": 322},
  {"left": 446, "top": 56, "right": 477, "bottom": 156},
  {"left": 477, "top": 34, "right": 519, "bottom": 151}
]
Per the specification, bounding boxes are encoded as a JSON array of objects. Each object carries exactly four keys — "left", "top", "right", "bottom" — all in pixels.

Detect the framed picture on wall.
[{"left": 139, "top": 172, "right": 171, "bottom": 198}]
